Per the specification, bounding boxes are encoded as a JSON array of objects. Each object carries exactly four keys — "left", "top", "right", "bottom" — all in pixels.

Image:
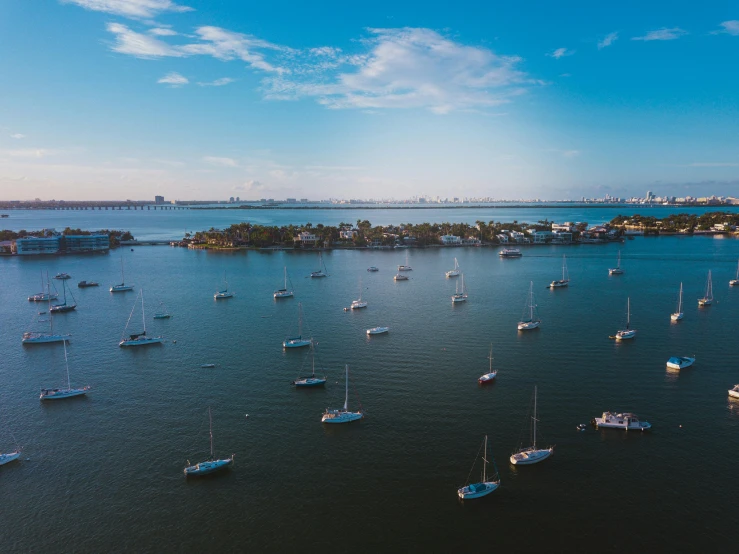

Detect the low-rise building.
[
  {"left": 440, "top": 235, "right": 462, "bottom": 245},
  {"left": 13, "top": 236, "right": 61, "bottom": 255},
  {"left": 339, "top": 229, "right": 358, "bottom": 240},
  {"left": 295, "top": 231, "right": 318, "bottom": 245},
  {"left": 64, "top": 234, "right": 110, "bottom": 253}
]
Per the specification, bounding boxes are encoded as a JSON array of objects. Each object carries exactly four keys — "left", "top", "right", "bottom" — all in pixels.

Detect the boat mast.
[
  {"left": 482, "top": 435, "right": 488, "bottom": 482},
  {"left": 562, "top": 255, "right": 567, "bottom": 281},
  {"left": 208, "top": 407, "right": 214, "bottom": 459},
  {"left": 529, "top": 282, "right": 534, "bottom": 321},
  {"left": 141, "top": 289, "right": 147, "bottom": 333},
  {"left": 678, "top": 283, "right": 683, "bottom": 313},
  {"left": 489, "top": 344, "right": 493, "bottom": 373},
  {"left": 626, "top": 297, "right": 630, "bottom": 330},
  {"left": 63, "top": 340, "right": 71, "bottom": 390},
  {"left": 532, "top": 386, "right": 538, "bottom": 450},
  {"left": 284, "top": 266, "right": 288, "bottom": 289},
  {"left": 121, "top": 256, "right": 125, "bottom": 285},
  {"left": 298, "top": 302, "right": 303, "bottom": 336},
  {"left": 617, "top": 250, "right": 621, "bottom": 269},
  {"left": 707, "top": 270, "right": 713, "bottom": 300},
  {"left": 343, "top": 365, "right": 349, "bottom": 411},
  {"left": 47, "top": 276, "right": 54, "bottom": 335}
]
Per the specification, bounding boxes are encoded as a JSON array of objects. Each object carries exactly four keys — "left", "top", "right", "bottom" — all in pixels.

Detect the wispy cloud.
[
  {"left": 547, "top": 47, "right": 575, "bottom": 59},
  {"left": 0, "top": 148, "right": 58, "bottom": 158},
  {"left": 61, "top": 0, "right": 193, "bottom": 19},
  {"left": 149, "top": 27, "right": 178, "bottom": 37},
  {"left": 711, "top": 21, "right": 739, "bottom": 36},
  {"left": 157, "top": 71, "right": 188, "bottom": 86},
  {"left": 107, "top": 22, "right": 183, "bottom": 58},
  {"left": 197, "top": 77, "right": 236, "bottom": 86},
  {"left": 632, "top": 28, "right": 688, "bottom": 41},
  {"left": 203, "top": 156, "right": 238, "bottom": 167},
  {"left": 10, "top": 133, "right": 26, "bottom": 139},
  {"left": 598, "top": 32, "right": 619, "bottom": 49}
]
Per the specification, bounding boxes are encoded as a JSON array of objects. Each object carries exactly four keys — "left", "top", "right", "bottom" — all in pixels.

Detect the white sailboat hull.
[
  {"left": 310, "top": 272, "right": 327, "bottom": 278},
  {"left": 273, "top": 290, "right": 293, "bottom": 298},
  {"left": 549, "top": 280, "right": 569, "bottom": 288},
  {"left": 22, "top": 333, "right": 70, "bottom": 344},
  {"left": 518, "top": 320, "right": 540, "bottom": 330},
  {"left": 615, "top": 329, "right": 636, "bottom": 340},
  {"left": 40, "top": 386, "right": 90, "bottom": 400},
  {"left": 510, "top": 447, "right": 553, "bottom": 465},
  {"left": 594, "top": 412, "right": 651, "bottom": 431},
  {"left": 110, "top": 285, "right": 133, "bottom": 292},
  {"left": 446, "top": 270, "right": 460, "bottom": 277},
  {"left": 478, "top": 372, "right": 496, "bottom": 383},
  {"left": 451, "top": 294, "right": 467, "bottom": 303},
  {"left": 0, "top": 451, "right": 21, "bottom": 466},
  {"left": 283, "top": 337, "right": 311, "bottom": 348},
  {"left": 214, "top": 292, "right": 233, "bottom": 299},
  {"left": 608, "top": 268, "right": 623, "bottom": 275},
  {"left": 698, "top": 298, "right": 712, "bottom": 306},
  {"left": 351, "top": 301, "right": 368, "bottom": 309},
  {"left": 666, "top": 357, "right": 695, "bottom": 370},
  {"left": 729, "top": 386, "right": 739, "bottom": 399},
  {"left": 671, "top": 312, "right": 684, "bottom": 321},
  {"left": 321, "top": 410, "right": 363, "bottom": 423},
  {"left": 366, "top": 327, "right": 389, "bottom": 335},
  {"left": 28, "top": 293, "right": 58, "bottom": 302},
  {"left": 457, "top": 481, "right": 500, "bottom": 499},
  {"left": 730, "top": 279, "right": 739, "bottom": 287}
]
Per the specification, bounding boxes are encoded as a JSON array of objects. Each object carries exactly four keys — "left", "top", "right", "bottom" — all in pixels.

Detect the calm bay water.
[{"left": 2, "top": 223, "right": 739, "bottom": 551}]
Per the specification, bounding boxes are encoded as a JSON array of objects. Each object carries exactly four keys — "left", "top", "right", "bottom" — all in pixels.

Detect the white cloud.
[
  {"left": 0, "top": 148, "right": 57, "bottom": 158},
  {"left": 233, "top": 179, "right": 265, "bottom": 192},
  {"left": 264, "top": 27, "right": 533, "bottom": 113},
  {"left": 157, "top": 71, "right": 188, "bottom": 86},
  {"left": 563, "top": 150, "right": 580, "bottom": 158},
  {"left": 547, "top": 47, "right": 575, "bottom": 59},
  {"left": 149, "top": 27, "right": 178, "bottom": 36},
  {"left": 598, "top": 32, "right": 619, "bottom": 49},
  {"left": 10, "top": 133, "right": 26, "bottom": 139},
  {"left": 107, "top": 22, "right": 183, "bottom": 58},
  {"left": 203, "top": 156, "right": 238, "bottom": 167},
  {"left": 197, "top": 77, "right": 236, "bottom": 86},
  {"left": 61, "top": 0, "right": 193, "bottom": 19},
  {"left": 712, "top": 21, "right": 739, "bottom": 36},
  {"left": 309, "top": 46, "right": 342, "bottom": 57},
  {"left": 632, "top": 28, "right": 688, "bottom": 41}
]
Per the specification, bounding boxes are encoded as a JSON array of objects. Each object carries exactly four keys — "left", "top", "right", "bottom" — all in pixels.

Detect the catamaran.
[
  {"left": 446, "top": 258, "right": 460, "bottom": 277},
  {"left": 283, "top": 302, "right": 312, "bottom": 348},
  {"left": 398, "top": 251, "right": 412, "bottom": 271},
  {"left": 350, "top": 277, "right": 367, "bottom": 309},
  {"left": 666, "top": 356, "right": 695, "bottom": 370},
  {"left": 608, "top": 250, "right": 624, "bottom": 275},
  {"left": 510, "top": 386, "right": 554, "bottom": 465},
  {"left": 549, "top": 255, "right": 569, "bottom": 288},
  {"left": 292, "top": 345, "right": 327, "bottom": 387},
  {"left": 698, "top": 270, "right": 713, "bottom": 306},
  {"left": 671, "top": 282, "right": 684, "bottom": 321},
  {"left": 451, "top": 273, "right": 468, "bottom": 303},
  {"left": 274, "top": 266, "right": 294, "bottom": 298},
  {"left": 593, "top": 411, "right": 651, "bottom": 431},
  {"left": 730, "top": 260, "right": 739, "bottom": 287},
  {"left": 28, "top": 271, "right": 58, "bottom": 302},
  {"left": 457, "top": 435, "right": 500, "bottom": 500},
  {"left": 517, "top": 281, "right": 540, "bottom": 330},
  {"left": 321, "top": 365, "right": 363, "bottom": 424},
  {"left": 50, "top": 278, "right": 77, "bottom": 313},
  {"left": 184, "top": 408, "right": 234, "bottom": 477},
  {"left": 40, "top": 341, "right": 91, "bottom": 400},
  {"left": 22, "top": 290, "right": 71, "bottom": 344},
  {"left": 119, "top": 289, "right": 163, "bottom": 347},
  {"left": 310, "top": 252, "right": 328, "bottom": 278},
  {"left": 478, "top": 344, "right": 497, "bottom": 384},
  {"left": 614, "top": 297, "right": 636, "bottom": 340},
  {"left": 214, "top": 272, "right": 233, "bottom": 299},
  {"left": 110, "top": 257, "right": 133, "bottom": 292}
]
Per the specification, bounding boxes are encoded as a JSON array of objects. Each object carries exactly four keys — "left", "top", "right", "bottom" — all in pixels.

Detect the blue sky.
[{"left": 0, "top": 0, "right": 737, "bottom": 201}]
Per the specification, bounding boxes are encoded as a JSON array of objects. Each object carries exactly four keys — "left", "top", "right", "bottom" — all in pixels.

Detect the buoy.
[
  {"left": 173, "top": 340, "right": 177, "bottom": 344},
  {"left": 245, "top": 414, "right": 249, "bottom": 418}
]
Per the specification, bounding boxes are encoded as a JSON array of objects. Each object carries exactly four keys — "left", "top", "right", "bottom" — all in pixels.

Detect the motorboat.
[
  {"left": 666, "top": 356, "right": 695, "bottom": 370},
  {"left": 478, "top": 344, "right": 497, "bottom": 384},
  {"left": 593, "top": 411, "right": 651, "bottom": 431},
  {"left": 457, "top": 435, "right": 500, "bottom": 500},
  {"left": 517, "top": 281, "right": 540, "bottom": 330},
  {"left": 367, "top": 266, "right": 379, "bottom": 272},
  {"left": 393, "top": 273, "right": 409, "bottom": 281},
  {"left": 446, "top": 258, "right": 461, "bottom": 277},
  {"left": 321, "top": 365, "right": 363, "bottom": 424},
  {"left": 549, "top": 255, "right": 569, "bottom": 288},
  {"left": 729, "top": 385, "right": 739, "bottom": 399},
  {"left": 698, "top": 270, "right": 713, "bottom": 306},
  {"left": 184, "top": 408, "right": 234, "bottom": 477},
  {"left": 510, "top": 386, "right": 554, "bottom": 465},
  {"left": 671, "top": 283, "right": 684, "bottom": 321},
  {"left": 54, "top": 273, "right": 71, "bottom": 280},
  {"left": 608, "top": 251, "right": 624, "bottom": 275},
  {"left": 119, "top": 289, "right": 164, "bottom": 347},
  {"left": 499, "top": 248, "right": 522, "bottom": 258},
  {"left": 366, "top": 326, "right": 389, "bottom": 335},
  {"left": 77, "top": 281, "right": 99, "bottom": 288},
  {"left": 614, "top": 298, "right": 636, "bottom": 340}
]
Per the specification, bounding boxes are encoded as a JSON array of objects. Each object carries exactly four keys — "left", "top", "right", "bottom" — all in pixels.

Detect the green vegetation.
[
  {"left": 0, "top": 228, "right": 133, "bottom": 247},
  {"left": 610, "top": 212, "right": 739, "bottom": 234}
]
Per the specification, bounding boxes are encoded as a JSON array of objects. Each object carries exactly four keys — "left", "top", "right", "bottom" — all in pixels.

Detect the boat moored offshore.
[
  {"left": 593, "top": 411, "right": 651, "bottom": 431},
  {"left": 729, "top": 385, "right": 739, "bottom": 399},
  {"left": 366, "top": 326, "right": 389, "bottom": 335},
  {"left": 666, "top": 356, "right": 695, "bottom": 370},
  {"left": 499, "top": 248, "right": 522, "bottom": 258}
]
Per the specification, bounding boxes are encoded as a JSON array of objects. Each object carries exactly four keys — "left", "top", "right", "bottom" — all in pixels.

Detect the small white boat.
[
  {"left": 274, "top": 266, "right": 294, "bottom": 298},
  {"left": 730, "top": 260, "right": 739, "bottom": 286},
  {"left": 729, "top": 385, "right": 739, "bottom": 399},
  {"left": 666, "top": 356, "right": 695, "bottom": 370},
  {"left": 451, "top": 273, "right": 468, "bottom": 303},
  {"left": 499, "top": 248, "right": 522, "bottom": 258},
  {"left": 40, "top": 342, "right": 90, "bottom": 400},
  {"left": 478, "top": 344, "right": 497, "bottom": 384},
  {"left": 366, "top": 326, "right": 389, "bottom": 335},
  {"left": 0, "top": 450, "right": 21, "bottom": 466},
  {"left": 614, "top": 297, "right": 636, "bottom": 340},
  {"left": 510, "top": 386, "right": 554, "bottom": 465},
  {"left": 398, "top": 251, "right": 412, "bottom": 271},
  {"left": 119, "top": 289, "right": 163, "bottom": 347},
  {"left": 310, "top": 252, "right": 328, "bottom": 278},
  {"left": 201, "top": 364, "right": 216, "bottom": 368},
  {"left": 549, "top": 255, "right": 569, "bottom": 288},
  {"left": 214, "top": 272, "right": 233, "bottom": 299},
  {"left": 593, "top": 411, "right": 651, "bottom": 431},
  {"left": 446, "top": 258, "right": 460, "bottom": 277},
  {"left": 283, "top": 302, "right": 312, "bottom": 348},
  {"left": 367, "top": 266, "right": 379, "bottom": 272},
  {"left": 321, "top": 365, "right": 363, "bottom": 424},
  {"left": 22, "top": 294, "right": 70, "bottom": 344},
  {"left": 457, "top": 435, "right": 500, "bottom": 500},
  {"left": 608, "top": 250, "right": 624, "bottom": 275},
  {"left": 110, "top": 257, "right": 133, "bottom": 292},
  {"left": 698, "top": 270, "right": 713, "bottom": 306},
  {"left": 29, "top": 271, "right": 58, "bottom": 301},
  {"left": 671, "top": 282, "right": 684, "bottom": 321},
  {"left": 517, "top": 281, "right": 540, "bottom": 330},
  {"left": 292, "top": 346, "right": 327, "bottom": 387},
  {"left": 184, "top": 408, "right": 234, "bottom": 477},
  {"left": 393, "top": 273, "right": 409, "bottom": 281},
  {"left": 350, "top": 277, "right": 367, "bottom": 309}
]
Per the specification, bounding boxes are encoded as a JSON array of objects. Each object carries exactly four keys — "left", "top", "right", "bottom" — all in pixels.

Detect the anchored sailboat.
[
  {"left": 457, "top": 435, "right": 500, "bottom": 500},
  {"left": 184, "top": 408, "right": 234, "bottom": 477},
  {"left": 40, "top": 341, "right": 90, "bottom": 400},
  {"left": 549, "top": 255, "right": 569, "bottom": 288},
  {"left": 398, "top": 251, "right": 412, "bottom": 271},
  {"left": 22, "top": 286, "right": 71, "bottom": 344},
  {"left": 321, "top": 365, "right": 363, "bottom": 423},
  {"left": 608, "top": 250, "right": 624, "bottom": 275},
  {"left": 50, "top": 278, "right": 77, "bottom": 313},
  {"left": 446, "top": 258, "right": 460, "bottom": 277},
  {"left": 730, "top": 260, "right": 739, "bottom": 287},
  {"left": 671, "top": 283, "right": 684, "bottom": 321},
  {"left": 350, "top": 277, "right": 367, "bottom": 309},
  {"left": 614, "top": 297, "right": 636, "bottom": 340},
  {"left": 478, "top": 344, "right": 497, "bottom": 384},
  {"left": 517, "top": 281, "right": 540, "bottom": 330},
  {"left": 274, "top": 266, "right": 294, "bottom": 298},
  {"left": 28, "top": 271, "right": 58, "bottom": 302},
  {"left": 283, "top": 302, "right": 312, "bottom": 348},
  {"left": 110, "top": 256, "right": 133, "bottom": 292},
  {"left": 698, "top": 270, "right": 713, "bottom": 306},
  {"left": 292, "top": 345, "right": 327, "bottom": 387},
  {"left": 510, "top": 386, "right": 554, "bottom": 465},
  {"left": 310, "top": 252, "right": 328, "bottom": 278},
  {"left": 119, "top": 289, "right": 163, "bottom": 347},
  {"left": 153, "top": 301, "right": 171, "bottom": 319},
  {"left": 451, "top": 273, "right": 468, "bottom": 303},
  {"left": 214, "top": 271, "right": 233, "bottom": 299}
]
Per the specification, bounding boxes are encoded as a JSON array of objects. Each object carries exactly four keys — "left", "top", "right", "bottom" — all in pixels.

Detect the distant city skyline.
[{"left": 1, "top": 1, "right": 738, "bottom": 200}]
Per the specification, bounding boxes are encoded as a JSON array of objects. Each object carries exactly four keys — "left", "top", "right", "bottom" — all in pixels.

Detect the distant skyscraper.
[
  {"left": 155, "top": 195, "right": 164, "bottom": 204},
  {"left": 646, "top": 190, "right": 653, "bottom": 200}
]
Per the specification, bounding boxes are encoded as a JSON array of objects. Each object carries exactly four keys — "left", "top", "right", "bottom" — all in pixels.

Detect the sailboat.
[
  {"left": 40, "top": 341, "right": 91, "bottom": 400},
  {"left": 517, "top": 281, "right": 541, "bottom": 330},
  {"left": 510, "top": 386, "right": 554, "bottom": 465},
  {"left": 292, "top": 345, "right": 327, "bottom": 387},
  {"left": 214, "top": 271, "right": 233, "bottom": 299},
  {"left": 457, "top": 435, "right": 500, "bottom": 500},
  {"left": 274, "top": 266, "right": 294, "bottom": 298},
  {"left": 110, "top": 256, "right": 133, "bottom": 292},
  {"left": 283, "top": 302, "right": 312, "bottom": 348},
  {"left": 310, "top": 252, "right": 328, "bottom": 278},
  {"left": 671, "top": 283, "right": 684, "bottom": 321},
  {"left": 398, "top": 251, "right": 412, "bottom": 271},
  {"left": 50, "top": 278, "right": 77, "bottom": 313},
  {"left": 119, "top": 289, "right": 163, "bottom": 347},
  {"left": 321, "top": 365, "right": 363, "bottom": 423},
  {"left": 608, "top": 250, "right": 624, "bottom": 275},
  {"left": 28, "top": 271, "right": 58, "bottom": 302},
  {"left": 549, "top": 255, "right": 570, "bottom": 288},
  {"left": 451, "top": 273, "right": 468, "bottom": 303},
  {"left": 22, "top": 287, "right": 71, "bottom": 344},
  {"left": 614, "top": 297, "right": 636, "bottom": 340},
  {"left": 698, "top": 270, "right": 713, "bottom": 306},
  {"left": 184, "top": 407, "right": 234, "bottom": 477},
  {"left": 446, "top": 258, "right": 460, "bottom": 277},
  {"left": 478, "top": 344, "right": 497, "bottom": 384},
  {"left": 351, "top": 277, "right": 368, "bottom": 309},
  {"left": 153, "top": 301, "right": 171, "bottom": 319},
  {"left": 730, "top": 260, "right": 739, "bottom": 287}
]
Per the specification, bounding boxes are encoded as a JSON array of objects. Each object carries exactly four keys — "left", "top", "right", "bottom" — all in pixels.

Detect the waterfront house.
[
  {"left": 531, "top": 230, "right": 553, "bottom": 244},
  {"left": 294, "top": 231, "right": 318, "bottom": 246},
  {"left": 339, "top": 228, "right": 358, "bottom": 240},
  {"left": 440, "top": 235, "right": 462, "bottom": 245}
]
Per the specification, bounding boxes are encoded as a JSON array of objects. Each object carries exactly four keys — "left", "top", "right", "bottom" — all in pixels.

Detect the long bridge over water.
[{"left": 0, "top": 200, "right": 195, "bottom": 211}]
